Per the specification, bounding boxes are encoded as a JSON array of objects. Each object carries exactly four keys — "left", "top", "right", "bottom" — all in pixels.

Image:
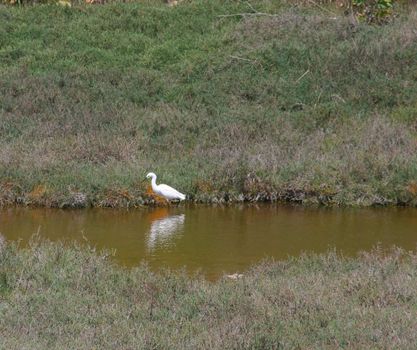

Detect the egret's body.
[{"left": 146, "top": 172, "right": 186, "bottom": 201}]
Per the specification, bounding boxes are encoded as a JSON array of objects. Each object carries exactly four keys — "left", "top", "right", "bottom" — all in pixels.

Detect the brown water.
[{"left": 1, "top": 205, "right": 416, "bottom": 279}]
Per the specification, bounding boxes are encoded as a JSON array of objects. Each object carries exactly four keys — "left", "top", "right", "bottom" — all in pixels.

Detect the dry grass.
[{"left": 0, "top": 239, "right": 416, "bottom": 349}]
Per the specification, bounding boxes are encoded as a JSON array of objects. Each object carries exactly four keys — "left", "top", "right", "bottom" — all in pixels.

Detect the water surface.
[{"left": 1, "top": 205, "right": 416, "bottom": 279}]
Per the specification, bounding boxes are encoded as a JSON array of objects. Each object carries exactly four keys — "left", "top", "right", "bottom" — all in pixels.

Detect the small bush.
[{"left": 352, "top": 0, "right": 396, "bottom": 24}]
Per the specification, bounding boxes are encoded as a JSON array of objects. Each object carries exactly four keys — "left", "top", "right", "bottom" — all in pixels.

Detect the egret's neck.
[{"left": 151, "top": 176, "right": 158, "bottom": 191}]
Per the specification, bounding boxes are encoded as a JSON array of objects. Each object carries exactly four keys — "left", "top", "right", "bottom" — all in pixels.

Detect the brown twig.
[
  {"left": 230, "top": 55, "right": 263, "bottom": 68},
  {"left": 306, "top": 0, "right": 338, "bottom": 16},
  {"left": 218, "top": 12, "right": 279, "bottom": 18},
  {"left": 230, "top": 55, "right": 256, "bottom": 63},
  {"left": 295, "top": 69, "right": 310, "bottom": 83}
]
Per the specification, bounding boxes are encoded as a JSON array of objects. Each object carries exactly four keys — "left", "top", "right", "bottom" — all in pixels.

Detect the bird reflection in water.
[{"left": 147, "top": 208, "right": 185, "bottom": 250}]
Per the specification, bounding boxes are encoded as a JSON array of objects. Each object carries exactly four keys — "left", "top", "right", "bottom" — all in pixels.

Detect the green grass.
[
  {"left": 1, "top": 0, "right": 417, "bottom": 207},
  {"left": 1, "top": 238, "right": 416, "bottom": 349}
]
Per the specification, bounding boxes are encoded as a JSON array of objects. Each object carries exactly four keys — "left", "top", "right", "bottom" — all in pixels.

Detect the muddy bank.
[{"left": 1, "top": 183, "right": 416, "bottom": 208}]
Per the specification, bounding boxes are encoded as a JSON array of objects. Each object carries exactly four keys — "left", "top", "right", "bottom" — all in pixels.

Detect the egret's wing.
[{"left": 159, "top": 184, "right": 186, "bottom": 199}]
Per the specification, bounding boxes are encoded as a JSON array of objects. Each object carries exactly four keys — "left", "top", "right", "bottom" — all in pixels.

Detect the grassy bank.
[
  {"left": 1, "top": 0, "right": 417, "bottom": 207},
  {"left": 0, "top": 239, "right": 416, "bottom": 348}
]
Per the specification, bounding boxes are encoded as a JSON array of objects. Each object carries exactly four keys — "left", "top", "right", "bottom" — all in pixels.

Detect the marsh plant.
[{"left": 1, "top": 239, "right": 417, "bottom": 349}]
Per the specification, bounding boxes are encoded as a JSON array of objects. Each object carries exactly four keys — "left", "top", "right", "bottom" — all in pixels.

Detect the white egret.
[{"left": 146, "top": 172, "right": 186, "bottom": 201}]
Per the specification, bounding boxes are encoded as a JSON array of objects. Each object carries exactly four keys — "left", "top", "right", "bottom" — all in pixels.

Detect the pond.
[{"left": 1, "top": 205, "right": 416, "bottom": 279}]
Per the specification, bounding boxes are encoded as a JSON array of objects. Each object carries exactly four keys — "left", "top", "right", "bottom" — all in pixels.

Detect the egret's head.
[{"left": 146, "top": 172, "right": 156, "bottom": 179}]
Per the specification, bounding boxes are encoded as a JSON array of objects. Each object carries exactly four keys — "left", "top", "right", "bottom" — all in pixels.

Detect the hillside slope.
[{"left": 1, "top": 1, "right": 417, "bottom": 207}]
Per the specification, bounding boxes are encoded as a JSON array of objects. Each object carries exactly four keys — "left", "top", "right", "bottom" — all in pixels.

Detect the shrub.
[{"left": 352, "top": 0, "right": 396, "bottom": 24}]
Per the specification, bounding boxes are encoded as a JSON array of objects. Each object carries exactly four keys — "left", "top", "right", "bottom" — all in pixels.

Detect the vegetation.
[
  {"left": 1, "top": 0, "right": 417, "bottom": 207},
  {"left": 0, "top": 239, "right": 416, "bottom": 349},
  {"left": 352, "top": 0, "right": 396, "bottom": 24}
]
